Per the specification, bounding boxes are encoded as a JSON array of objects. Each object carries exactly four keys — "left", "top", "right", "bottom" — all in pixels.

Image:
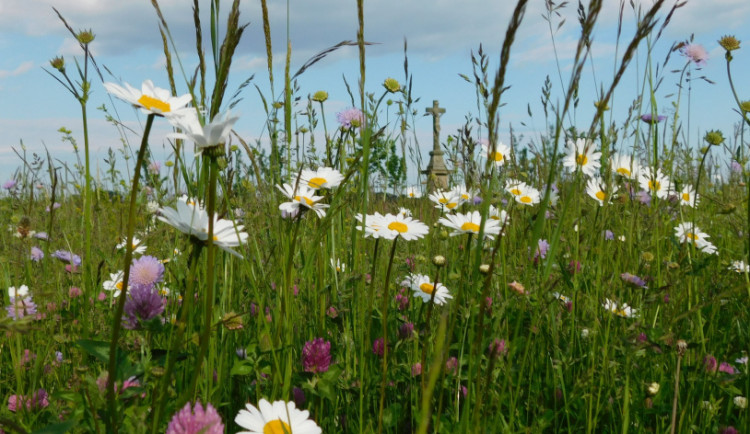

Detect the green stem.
[
  {"left": 106, "top": 113, "right": 155, "bottom": 433},
  {"left": 151, "top": 243, "right": 203, "bottom": 434},
  {"left": 377, "top": 236, "right": 399, "bottom": 434},
  {"left": 188, "top": 154, "right": 219, "bottom": 398}
]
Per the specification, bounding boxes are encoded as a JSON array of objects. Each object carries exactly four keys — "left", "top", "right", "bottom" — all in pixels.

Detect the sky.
[{"left": 1, "top": 0, "right": 749, "bottom": 186}]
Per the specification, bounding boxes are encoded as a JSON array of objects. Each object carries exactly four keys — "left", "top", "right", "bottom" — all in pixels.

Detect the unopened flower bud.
[
  {"left": 432, "top": 255, "right": 446, "bottom": 267},
  {"left": 478, "top": 264, "right": 490, "bottom": 274}
]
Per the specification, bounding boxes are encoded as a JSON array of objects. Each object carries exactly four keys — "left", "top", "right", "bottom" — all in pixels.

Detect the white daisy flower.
[
  {"left": 103, "top": 272, "right": 125, "bottom": 298},
  {"left": 674, "top": 222, "right": 717, "bottom": 254},
  {"left": 298, "top": 167, "right": 344, "bottom": 190},
  {"left": 450, "top": 185, "right": 476, "bottom": 203},
  {"left": 610, "top": 153, "right": 641, "bottom": 179},
  {"left": 481, "top": 141, "right": 511, "bottom": 167},
  {"left": 638, "top": 168, "right": 673, "bottom": 200},
  {"left": 602, "top": 298, "right": 638, "bottom": 318},
  {"left": 506, "top": 181, "right": 540, "bottom": 206},
  {"left": 276, "top": 183, "right": 329, "bottom": 218},
  {"left": 116, "top": 236, "right": 147, "bottom": 255},
  {"left": 397, "top": 207, "right": 412, "bottom": 218},
  {"left": 404, "top": 185, "right": 422, "bottom": 199},
  {"left": 678, "top": 185, "right": 699, "bottom": 207},
  {"left": 8, "top": 285, "right": 29, "bottom": 299},
  {"left": 355, "top": 212, "right": 389, "bottom": 238},
  {"left": 376, "top": 213, "right": 430, "bottom": 241},
  {"left": 103, "top": 79, "right": 192, "bottom": 116},
  {"left": 401, "top": 273, "right": 452, "bottom": 305},
  {"left": 585, "top": 177, "right": 610, "bottom": 206},
  {"left": 235, "top": 399, "right": 322, "bottom": 434},
  {"left": 488, "top": 205, "right": 510, "bottom": 233},
  {"left": 167, "top": 109, "right": 239, "bottom": 154},
  {"left": 562, "top": 138, "right": 601, "bottom": 177},
  {"left": 428, "top": 189, "right": 463, "bottom": 212},
  {"left": 729, "top": 260, "right": 750, "bottom": 273},
  {"left": 157, "top": 197, "right": 248, "bottom": 258},
  {"left": 438, "top": 210, "right": 501, "bottom": 239},
  {"left": 330, "top": 258, "right": 346, "bottom": 273}
]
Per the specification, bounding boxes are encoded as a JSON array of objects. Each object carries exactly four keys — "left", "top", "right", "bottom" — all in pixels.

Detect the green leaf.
[
  {"left": 230, "top": 360, "right": 255, "bottom": 377},
  {"left": 31, "top": 419, "right": 77, "bottom": 434},
  {"left": 76, "top": 339, "right": 110, "bottom": 363}
]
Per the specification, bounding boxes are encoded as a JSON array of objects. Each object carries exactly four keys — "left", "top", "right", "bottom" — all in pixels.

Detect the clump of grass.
[{"left": 1, "top": 1, "right": 748, "bottom": 433}]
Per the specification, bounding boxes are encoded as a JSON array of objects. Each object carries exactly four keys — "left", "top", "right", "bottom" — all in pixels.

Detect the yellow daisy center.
[
  {"left": 510, "top": 188, "right": 521, "bottom": 196},
  {"left": 682, "top": 193, "right": 690, "bottom": 202},
  {"left": 576, "top": 154, "right": 588, "bottom": 165},
  {"left": 446, "top": 202, "right": 458, "bottom": 209},
  {"left": 520, "top": 196, "right": 532, "bottom": 204},
  {"left": 686, "top": 232, "right": 699, "bottom": 241},
  {"left": 460, "top": 222, "right": 480, "bottom": 232},
  {"left": 294, "top": 195, "right": 315, "bottom": 206},
  {"left": 307, "top": 177, "right": 327, "bottom": 189},
  {"left": 616, "top": 167, "right": 631, "bottom": 176},
  {"left": 419, "top": 282, "right": 435, "bottom": 294},
  {"left": 491, "top": 151, "right": 504, "bottom": 162},
  {"left": 387, "top": 221, "right": 408, "bottom": 233},
  {"left": 263, "top": 420, "right": 292, "bottom": 434},
  {"left": 409, "top": 192, "right": 414, "bottom": 197},
  {"left": 137, "top": 95, "right": 171, "bottom": 113},
  {"left": 595, "top": 191, "right": 606, "bottom": 201},
  {"left": 648, "top": 180, "right": 660, "bottom": 191},
  {"left": 115, "top": 282, "right": 123, "bottom": 290},
  {"left": 438, "top": 198, "right": 448, "bottom": 204}
]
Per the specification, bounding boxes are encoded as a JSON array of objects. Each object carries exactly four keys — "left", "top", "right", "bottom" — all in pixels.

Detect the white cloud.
[{"left": 0, "top": 60, "right": 34, "bottom": 78}]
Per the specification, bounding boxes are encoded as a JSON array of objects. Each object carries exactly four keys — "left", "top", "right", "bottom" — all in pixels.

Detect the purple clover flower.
[
  {"left": 2, "top": 179, "right": 17, "bottom": 190},
  {"left": 123, "top": 284, "right": 164, "bottom": 329},
  {"left": 489, "top": 338, "right": 508, "bottom": 357},
  {"left": 704, "top": 355, "right": 718, "bottom": 373},
  {"left": 302, "top": 338, "right": 332, "bottom": 374},
  {"left": 399, "top": 322, "right": 415, "bottom": 340},
  {"left": 718, "top": 362, "right": 737, "bottom": 375},
  {"left": 166, "top": 401, "right": 224, "bottom": 434},
  {"left": 8, "top": 389, "right": 48, "bottom": 412},
  {"left": 293, "top": 386, "right": 306, "bottom": 407},
  {"left": 604, "top": 230, "right": 614, "bottom": 240},
  {"left": 372, "top": 337, "right": 385, "bottom": 357}
]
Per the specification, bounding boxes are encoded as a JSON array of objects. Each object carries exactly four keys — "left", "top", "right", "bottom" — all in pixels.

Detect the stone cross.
[{"left": 422, "top": 100, "right": 449, "bottom": 191}]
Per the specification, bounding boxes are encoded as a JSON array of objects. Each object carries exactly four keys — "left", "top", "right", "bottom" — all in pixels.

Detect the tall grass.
[{"left": 1, "top": 0, "right": 748, "bottom": 433}]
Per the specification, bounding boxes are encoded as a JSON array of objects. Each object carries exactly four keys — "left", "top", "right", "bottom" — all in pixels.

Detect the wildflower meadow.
[{"left": 2, "top": 0, "right": 749, "bottom": 433}]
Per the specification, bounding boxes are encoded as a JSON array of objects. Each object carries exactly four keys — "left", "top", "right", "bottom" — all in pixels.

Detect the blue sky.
[{"left": 1, "top": 0, "right": 749, "bottom": 185}]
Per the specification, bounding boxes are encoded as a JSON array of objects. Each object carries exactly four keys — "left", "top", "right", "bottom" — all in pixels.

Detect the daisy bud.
[
  {"left": 478, "top": 264, "right": 491, "bottom": 274},
  {"left": 647, "top": 382, "right": 660, "bottom": 396},
  {"left": 432, "top": 255, "right": 446, "bottom": 267}
]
